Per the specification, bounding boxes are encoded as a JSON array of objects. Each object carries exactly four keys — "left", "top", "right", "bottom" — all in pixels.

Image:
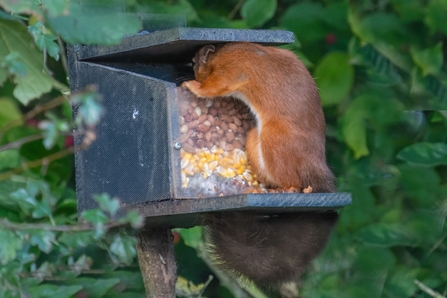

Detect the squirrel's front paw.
[
  {"left": 181, "top": 81, "right": 191, "bottom": 89},
  {"left": 181, "top": 80, "right": 201, "bottom": 94}
]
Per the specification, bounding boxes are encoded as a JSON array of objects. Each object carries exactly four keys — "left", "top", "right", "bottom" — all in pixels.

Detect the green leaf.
[
  {"left": 0, "top": 149, "right": 20, "bottom": 171},
  {"left": 323, "top": 2, "right": 349, "bottom": 31},
  {"left": 28, "top": 285, "right": 82, "bottom": 298},
  {"left": 0, "top": 228, "right": 23, "bottom": 264},
  {"left": 31, "top": 201, "right": 53, "bottom": 219},
  {"left": 59, "top": 231, "right": 95, "bottom": 248},
  {"left": 102, "top": 270, "right": 144, "bottom": 291},
  {"left": 94, "top": 193, "right": 119, "bottom": 217},
  {"left": 384, "top": 267, "right": 419, "bottom": 297},
  {"left": 119, "top": 210, "right": 144, "bottom": 228},
  {"left": 281, "top": 2, "right": 326, "bottom": 43},
  {"left": 355, "top": 246, "right": 395, "bottom": 274},
  {"left": 1, "top": 52, "right": 27, "bottom": 76},
  {"left": 390, "top": 0, "right": 425, "bottom": 22},
  {"left": 0, "top": 0, "right": 41, "bottom": 16},
  {"left": 340, "top": 104, "right": 369, "bottom": 159},
  {"left": 314, "top": 52, "right": 354, "bottom": 106},
  {"left": 397, "top": 142, "right": 447, "bottom": 166},
  {"left": 41, "top": 0, "right": 68, "bottom": 16},
  {"left": 350, "top": 41, "right": 403, "bottom": 85},
  {"left": 0, "top": 180, "right": 25, "bottom": 207},
  {"left": 241, "top": 0, "right": 277, "bottom": 28},
  {"left": 355, "top": 223, "right": 418, "bottom": 246},
  {"left": 144, "top": 0, "right": 198, "bottom": 23},
  {"left": 0, "top": 19, "right": 55, "bottom": 105},
  {"left": 71, "top": 91, "right": 104, "bottom": 127},
  {"left": 28, "top": 22, "right": 60, "bottom": 60},
  {"left": 411, "top": 69, "right": 447, "bottom": 110},
  {"left": 176, "top": 226, "right": 202, "bottom": 249},
  {"left": 425, "top": 0, "right": 447, "bottom": 35},
  {"left": 0, "top": 68, "right": 6, "bottom": 85},
  {"left": 0, "top": 98, "right": 22, "bottom": 127},
  {"left": 46, "top": 2, "right": 142, "bottom": 45},
  {"left": 29, "top": 230, "right": 56, "bottom": 253},
  {"left": 37, "top": 113, "right": 70, "bottom": 149},
  {"left": 109, "top": 234, "right": 137, "bottom": 265},
  {"left": 38, "top": 120, "right": 58, "bottom": 149},
  {"left": 349, "top": 11, "right": 410, "bottom": 45},
  {"left": 81, "top": 209, "right": 109, "bottom": 224},
  {"left": 71, "top": 254, "right": 93, "bottom": 274},
  {"left": 64, "top": 278, "right": 120, "bottom": 298},
  {"left": 32, "top": 261, "right": 53, "bottom": 281},
  {"left": 398, "top": 165, "right": 440, "bottom": 205},
  {"left": 410, "top": 43, "right": 443, "bottom": 76},
  {"left": 10, "top": 188, "right": 37, "bottom": 214}
]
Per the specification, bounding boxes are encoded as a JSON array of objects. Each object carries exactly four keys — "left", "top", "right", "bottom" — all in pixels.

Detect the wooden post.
[{"left": 136, "top": 226, "right": 177, "bottom": 298}]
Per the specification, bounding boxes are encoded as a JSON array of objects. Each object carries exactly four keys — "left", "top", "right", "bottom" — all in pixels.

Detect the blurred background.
[{"left": 0, "top": 0, "right": 446, "bottom": 297}]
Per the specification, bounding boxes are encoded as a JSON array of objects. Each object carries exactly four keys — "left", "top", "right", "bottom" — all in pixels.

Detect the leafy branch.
[
  {"left": 0, "top": 218, "right": 126, "bottom": 232},
  {"left": 0, "top": 96, "right": 66, "bottom": 135},
  {"left": 0, "top": 146, "right": 74, "bottom": 181},
  {"left": 414, "top": 280, "right": 447, "bottom": 298}
]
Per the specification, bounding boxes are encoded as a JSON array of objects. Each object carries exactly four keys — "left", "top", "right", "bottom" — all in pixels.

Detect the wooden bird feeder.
[{"left": 67, "top": 19, "right": 351, "bottom": 297}]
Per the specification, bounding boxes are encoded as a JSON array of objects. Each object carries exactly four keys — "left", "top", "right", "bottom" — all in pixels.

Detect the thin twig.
[
  {"left": 0, "top": 147, "right": 74, "bottom": 181},
  {"left": 0, "top": 134, "right": 43, "bottom": 152},
  {"left": 42, "top": 47, "right": 54, "bottom": 76},
  {"left": 414, "top": 279, "right": 446, "bottom": 298},
  {"left": 0, "top": 217, "right": 125, "bottom": 232},
  {"left": 0, "top": 96, "right": 66, "bottom": 135},
  {"left": 426, "top": 231, "right": 447, "bottom": 257},
  {"left": 228, "top": 0, "right": 245, "bottom": 20},
  {"left": 0, "top": 129, "right": 82, "bottom": 152},
  {"left": 58, "top": 37, "right": 69, "bottom": 77}
]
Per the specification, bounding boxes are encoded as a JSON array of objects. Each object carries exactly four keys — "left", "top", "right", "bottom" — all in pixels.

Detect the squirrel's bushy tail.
[{"left": 204, "top": 211, "right": 338, "bottom": 289}]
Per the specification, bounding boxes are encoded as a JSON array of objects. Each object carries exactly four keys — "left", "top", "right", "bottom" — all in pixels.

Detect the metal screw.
[{"left": 174, "top": 142, "right": 182, "bottom": 150}]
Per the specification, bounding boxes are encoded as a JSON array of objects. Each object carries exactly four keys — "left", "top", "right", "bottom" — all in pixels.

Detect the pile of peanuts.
[{"left": 177, "top": 87, "right": 260, "bottom": 195}]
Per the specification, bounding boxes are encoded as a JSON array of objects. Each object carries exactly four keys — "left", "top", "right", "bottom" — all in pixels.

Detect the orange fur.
[
  {"left": 182, "top": 42, "right": 335, "bottom": 192},
  {"left": 181, "top": 43, "right": 338, "bottom": 291}
]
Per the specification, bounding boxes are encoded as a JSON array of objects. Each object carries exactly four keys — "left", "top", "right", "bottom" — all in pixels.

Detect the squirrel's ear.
[{"left": 200, "top": 45, "right": 215, "bottom": 64}]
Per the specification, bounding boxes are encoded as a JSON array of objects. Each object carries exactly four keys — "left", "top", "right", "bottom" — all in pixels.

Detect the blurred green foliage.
[{"left": 0, "top": 0, "right": 447, "bottom": 297}]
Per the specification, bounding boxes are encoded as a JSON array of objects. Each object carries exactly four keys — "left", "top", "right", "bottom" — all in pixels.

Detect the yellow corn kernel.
[
  {"left": 252, "top": 181, "right": 259, "bottom": 186},
  {"left": 204, "top": 152, "right": 212, "bottom": 160},
  {"left": 235, "top": 166, "right": 245, "bottom": 175},
  {"left": 226, "top": 168, "right": 236, "bottom": 178},
  {"left": 222, "top": 157, "right": 233, "bottom": 165},
  {"left": 184, "top": 164, "right": 195, "bottom": 176},
  {"left": 196, "top": 150, "right": 205, "bottom": 159},
  {"left": 209, "top": 161, "right": 218, "bottom": 171},
  {"left": 181, "top": 157, "right": 189, "bottom": 169},
  {"left": 203, "top": 163, "right": 212, "bottom": 178},
  {"left": 243, "top": 171, "right": 253, "bottom": 181},
  {"left": 240, "top": 154, "right": 247, "bottom": 165},
  {"left": 216, "top": 166, "right": 227, "bottom": 178},
  {"left": 182, "top": 177, "right": 189, "bottom": 188}
]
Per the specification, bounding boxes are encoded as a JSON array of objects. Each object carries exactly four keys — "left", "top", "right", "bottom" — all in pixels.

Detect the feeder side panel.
[{"left": 72, "top": 62, "right": 173, "bottom": 213}]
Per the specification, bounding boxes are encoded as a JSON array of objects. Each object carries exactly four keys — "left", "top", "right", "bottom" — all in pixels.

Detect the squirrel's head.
[{"left": 192, "top": 45, "right": 215, "bottom": 82}]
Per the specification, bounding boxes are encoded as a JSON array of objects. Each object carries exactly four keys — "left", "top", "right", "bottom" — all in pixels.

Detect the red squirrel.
[{"left": 181, "top": 43, "right": 337, "bottom": 291}]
